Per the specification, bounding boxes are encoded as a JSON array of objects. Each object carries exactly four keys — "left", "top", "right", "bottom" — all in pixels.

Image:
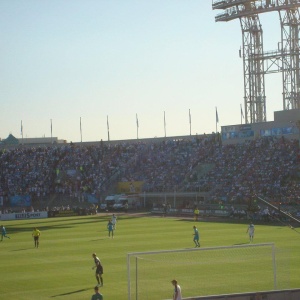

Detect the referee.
[{"left": 32, "top": 227, "right": 41, "bottom": 248}]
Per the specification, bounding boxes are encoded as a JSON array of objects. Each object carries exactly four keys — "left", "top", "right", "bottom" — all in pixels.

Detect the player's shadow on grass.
[
  {"left": 233, "top": 242, "right": 250, "bottom": 245},
  {"left": 91, "top": 237, "right": 108, "bottom": 241},
  {"left": 51, "top": 288, "right": 90, "bottom": 297},
  {"left": 11, "top": 248, "right": 33, "bottom": 251}
]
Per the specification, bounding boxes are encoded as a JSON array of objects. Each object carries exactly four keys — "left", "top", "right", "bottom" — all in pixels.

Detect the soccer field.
[{"left": 0, "top": 213, "right": 299, "bottom": 300}]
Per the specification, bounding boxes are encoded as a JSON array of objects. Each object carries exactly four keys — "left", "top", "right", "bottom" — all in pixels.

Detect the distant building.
[
  {"left": 0, "top": 135, "right": 66, "bottom": 147},
  {"left": 18, "top": 137, "right": 66, "bottom": 145},
  {"left": 1, "top": 134, "right": 19, "bottom": 145}
]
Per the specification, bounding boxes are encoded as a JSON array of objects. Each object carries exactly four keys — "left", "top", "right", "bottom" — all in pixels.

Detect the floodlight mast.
[
  {"left": 212, "top": 0, "right": 300, "bottom": 124},
  {"left": 279, "top": 5, "right": 300, "bottom": 110}
]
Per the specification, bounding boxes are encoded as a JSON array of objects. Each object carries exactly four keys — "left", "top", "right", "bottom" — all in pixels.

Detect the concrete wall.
[{"left": 182, "top": 288, "right": 300, "bottom": 300}]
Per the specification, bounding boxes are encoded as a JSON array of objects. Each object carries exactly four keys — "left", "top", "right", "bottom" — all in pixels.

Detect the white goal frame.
[{"left": 127, "top": 243, "right": 277, "bottom": 300}]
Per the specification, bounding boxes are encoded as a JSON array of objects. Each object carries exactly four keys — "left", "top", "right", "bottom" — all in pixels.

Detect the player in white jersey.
[
  {"left": 171, "top": 279, "right": 182, "bottom": 300},
  {"left": 111, "top": 214, "right": 117, "bottom": 229},
  {"left": 246, "top": 222, "right": 255, "bottom": 243}
]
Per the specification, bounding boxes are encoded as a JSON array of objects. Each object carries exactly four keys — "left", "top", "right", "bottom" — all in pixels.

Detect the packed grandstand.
[{"left": 0, "top": 134, "right": 299, "bottom": 219}]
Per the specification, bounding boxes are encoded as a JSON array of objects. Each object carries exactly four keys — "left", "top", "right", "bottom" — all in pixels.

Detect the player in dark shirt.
[{"left": 92, "top": 253, "right": 103, "bottom": 286}]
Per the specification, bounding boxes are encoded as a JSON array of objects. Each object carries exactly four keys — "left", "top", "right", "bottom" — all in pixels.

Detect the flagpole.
[
  {"left": 50, "top": 119, "right": 53, "bottom": 143},
  {"left": 80, "top": 117, "right": 82, "bottom": 143},
  {"left": 21, "top": 120, "right": 23, "bottom": 144},
  {"left": 107, "top": 115, "right": 110, "bottom": 141},
  {"left": 136, "top": 113, "right": 139, "bottom": 139},
  {"left": 164, "top": 111, "right": 166, "bottom": 137},
  {"left": 215, "top": 107, "right": 218, "bottom": 133},
  {"left": 189, "top": 109, "right": 191, "bottom": 135}
]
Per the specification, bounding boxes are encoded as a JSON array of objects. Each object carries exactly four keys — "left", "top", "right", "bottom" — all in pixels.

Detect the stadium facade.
[{"left": 221, "top": 108, "right": 300, "bottom": 145}]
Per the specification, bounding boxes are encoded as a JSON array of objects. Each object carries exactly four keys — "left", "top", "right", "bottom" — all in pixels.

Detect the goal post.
[{"left": 127, "top": 243, "right": 290, "bottom": 300}]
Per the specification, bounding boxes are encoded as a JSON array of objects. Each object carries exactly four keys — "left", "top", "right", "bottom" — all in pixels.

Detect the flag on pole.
[
  {"left": 80, "top": 117, "right": 82, "bottom": 142},
  {"left": 107, "top": 115, "right": 110, "bottom": 141},
  {"left": 21, "top": 120, "right": 23, "bottom": 136},
  {"left": 50, "top": 119, "right": 53, "bottom": 136},
  {"left": 216, "top": 107, "right": 219, "bottom": 123},
  {"left": 240, "top": 104, "right": 244, "bottom": 119},
  {"left": 136, "top": 113, "right": 139, "bottom": 139}
]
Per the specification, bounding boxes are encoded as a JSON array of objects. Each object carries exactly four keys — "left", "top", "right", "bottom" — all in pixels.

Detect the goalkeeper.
[{"left": 92, "top": 253, "right": 104, "bottom": 287}]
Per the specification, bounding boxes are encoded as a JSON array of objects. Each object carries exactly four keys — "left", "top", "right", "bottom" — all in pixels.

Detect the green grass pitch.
[{"left": 0, "top": 213, "right": 299, "bottom": 300}]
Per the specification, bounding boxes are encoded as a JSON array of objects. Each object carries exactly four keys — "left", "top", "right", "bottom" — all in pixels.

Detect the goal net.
[{"left": 127, "top": 243, "right": 290, "bottom": 300}]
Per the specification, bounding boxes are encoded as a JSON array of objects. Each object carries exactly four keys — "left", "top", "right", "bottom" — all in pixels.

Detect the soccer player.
[
  {"left": 246, "top": 222, "right": 255, "bottom": 243},
  {"left": 171, "top": 279, "right": 182, "bottom": 300},
  {"left": 91, "top": 285, "right": 103, "bottom": 300},
  {"left": 92, "top": 253, "right": 103, "bottom": 287},
  {"left": 111, "top": 214, "right": 117, "bottom": 229},
  {"left": 1, "top": 225, "right": 10, "bottom": 241},
  {"left": 193, "top": 225, "right": 200, "bottom": 247},
  {"left": 124, "top": 202, "right": 128, "bottom": 213},
  {"left": 32, "top": 227, "right": 41, "bottom": 248},
  {"left": 194, "top": 207, "right": 200, "bottom": 221},
  {"left": 107, "top": 220, "right": 114, "bottom": 238}
]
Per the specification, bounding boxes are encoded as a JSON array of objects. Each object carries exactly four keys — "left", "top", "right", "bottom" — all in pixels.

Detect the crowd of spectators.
[
  {"left": 0, "top": 135, "right": 299, "bottom": 212},
  {"left": 205, "top": 137, "right": 299, "bottom": 206}
]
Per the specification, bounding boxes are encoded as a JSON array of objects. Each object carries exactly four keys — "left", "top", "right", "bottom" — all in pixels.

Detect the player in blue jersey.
[
  {"left": 1, "top": 225, "right": 10, "bottom": 241},
  {"left": 91, "top": 285, "right": 103, "bottom": 300},
  {"left": 193, "top": 225, "right": 200, "bottom": 247},
  {"left": 107, "top": 220, "right": 114, "bottom": 238}
]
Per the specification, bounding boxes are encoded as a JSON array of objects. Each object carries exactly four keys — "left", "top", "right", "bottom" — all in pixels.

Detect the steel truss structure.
[{"left": 212, "top": 0, "right": 300, "bottom": 124}]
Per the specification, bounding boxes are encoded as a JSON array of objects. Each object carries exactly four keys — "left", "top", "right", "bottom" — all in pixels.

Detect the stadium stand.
[{"left": 0, "top": 135, "right": 299, "bottom": 218}]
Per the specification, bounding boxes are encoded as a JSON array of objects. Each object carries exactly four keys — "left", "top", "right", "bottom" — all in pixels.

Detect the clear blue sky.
[{"left": 0, "top": 0, "right": 283, "bottom": 142}]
